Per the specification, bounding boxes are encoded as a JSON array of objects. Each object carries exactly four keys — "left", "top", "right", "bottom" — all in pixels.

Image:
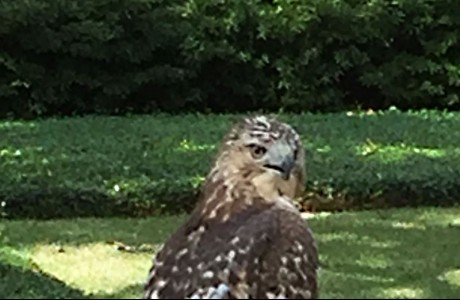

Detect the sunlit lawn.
[{"left": 1, "top": 207, "right": 460, "bottom": 299}]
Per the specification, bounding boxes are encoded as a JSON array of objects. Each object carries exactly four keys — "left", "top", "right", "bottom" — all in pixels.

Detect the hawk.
[{"left": 143, "top": 115, "right": 319, "bottom": 299}]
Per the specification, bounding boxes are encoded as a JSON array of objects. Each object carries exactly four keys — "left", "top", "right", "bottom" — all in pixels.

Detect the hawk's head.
[{"left": 207, "top": 115, "right": 306, "bottom": 202}]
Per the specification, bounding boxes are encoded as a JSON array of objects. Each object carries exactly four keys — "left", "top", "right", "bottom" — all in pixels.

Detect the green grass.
[
  {"left": 2, "top": 109, "right": 460, "bottom": 219},
  {"left": 1, "top": 207, "right": 460, "bottom": 299}
]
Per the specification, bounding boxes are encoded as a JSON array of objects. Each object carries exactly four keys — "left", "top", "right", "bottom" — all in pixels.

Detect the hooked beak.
[{"left": 263, "top": 142, "right": 296, "bottom": 180}]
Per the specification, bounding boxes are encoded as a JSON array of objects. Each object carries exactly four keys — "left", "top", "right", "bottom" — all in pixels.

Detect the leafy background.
[{"left": 1, "top": 0, "right": 460, "bottom": 118}]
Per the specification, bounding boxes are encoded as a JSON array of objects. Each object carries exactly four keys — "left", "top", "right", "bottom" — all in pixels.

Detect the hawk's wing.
[
  {"left": 254, "top": 207, "right": 318, "bottom": 299},
  {"left": 143, "top": 204, "right": 318, "bottom": 299}
]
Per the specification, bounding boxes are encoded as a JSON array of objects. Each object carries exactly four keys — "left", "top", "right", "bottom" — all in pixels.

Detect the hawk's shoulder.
[{"left": 143, "top": 201, "right": 318, "bottom": 299}]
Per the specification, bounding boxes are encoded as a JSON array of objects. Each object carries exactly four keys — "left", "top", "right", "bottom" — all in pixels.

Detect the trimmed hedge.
[
  {"left": 1, "top": 0, "right": 460, "bottom": 118},
  {"left": 1, "top": 109, "right": 460, "bottom": 219}
]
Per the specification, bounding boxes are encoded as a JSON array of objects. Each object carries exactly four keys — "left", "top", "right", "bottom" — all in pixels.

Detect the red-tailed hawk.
[{"left": 143, "top": 115, "right": 319, "bottom": 299}]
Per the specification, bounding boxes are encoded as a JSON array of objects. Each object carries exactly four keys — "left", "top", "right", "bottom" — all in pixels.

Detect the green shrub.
[
  {"left": 1, "top": 110, "right": 460, "bottom": 219},
  {"left": 0, "top": 0, "right": 191, "bottom": 117},
  {"left": 181, "top": 0, "right": 460, "bottom": 112},
  {"left": 1, "top": 0, "right": 460, "bottom": 117}
]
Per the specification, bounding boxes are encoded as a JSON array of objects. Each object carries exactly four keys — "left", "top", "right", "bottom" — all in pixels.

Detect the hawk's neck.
[{"left": 189, "top": 168, "right": 275, "bottom": 226}]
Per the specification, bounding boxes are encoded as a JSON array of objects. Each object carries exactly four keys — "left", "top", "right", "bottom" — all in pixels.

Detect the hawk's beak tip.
[{"left": 280, "top": 159, "right": 294, "bottom": 180}]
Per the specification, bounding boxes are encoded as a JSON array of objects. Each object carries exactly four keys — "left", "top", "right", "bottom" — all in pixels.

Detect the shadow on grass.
[
  {"left": 2, "top": 207, "right": 460, "bottom": 298},
  {"left": 314, "top": 207, "right": 460, "bottom": 298},
  {"left": 0, "top": 261, "right": 90, "bottom": 299},
  {"left": 1, "top": 216, "right": 187, "bottom": 299}
]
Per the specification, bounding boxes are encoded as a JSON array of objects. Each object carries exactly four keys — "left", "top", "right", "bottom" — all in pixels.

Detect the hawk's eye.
[{"left": 248, "top": 144, "right": 267, "bottom": 159}]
